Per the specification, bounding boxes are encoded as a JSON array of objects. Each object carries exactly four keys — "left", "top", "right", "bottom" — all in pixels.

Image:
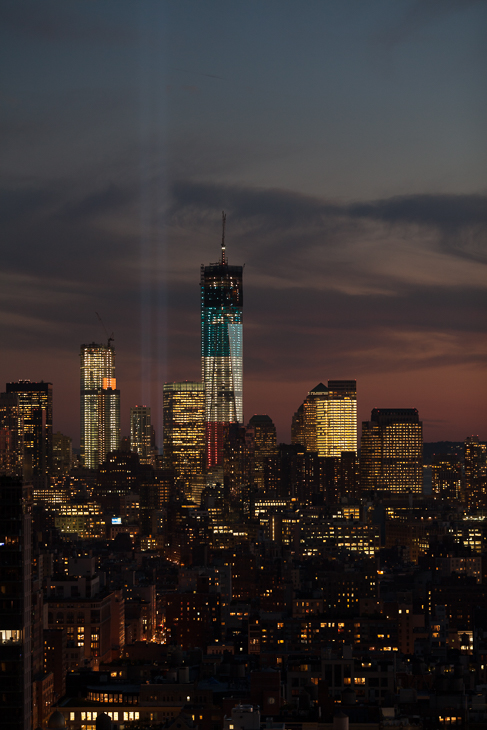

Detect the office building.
[
  {"left": 80, "top": 343, "right": 120, "bottom": 469},
  {"left": 432, "top": 453, "right": 462, "bottom": 502},
  {"left": 0, "top": 392, "right": 23, "bottom": 477},
  {"left": 201, "top": 214, "right": 243, "bottom": 469},
  {"left": 464, "top": 436, "right": 487, "bottom": 510},
  {"left": 326, "top": 380, "right": 357, "bottom": 455},
  {"left": 359, "top": 420, "right": 382, "bottom": 492},
  {"left": 130, "top": 406, "right": 153, "bottom": 465},
  {"left": 6, "top": 380, "right": 52, "bottom": 478},
  {"left": 360, "top": 408, "right": 423, "bottom": 494},
  {"left": 0, "top": 476, "right": 32, "bottom": 730},
  {"left": 292, "top": 380, "right": 357, "bottom": 457},
  {"left": 163, "top": 382, "right": 205, "bottom": 496},
  {"left": 52, "top": 431, "right": 72, "bottom": 476},
  {"left": 246, "top": 414, "right": 277, "bottom": 490},
  {"left": 291, "top": 403, "right": 305, "bottom": 447}
]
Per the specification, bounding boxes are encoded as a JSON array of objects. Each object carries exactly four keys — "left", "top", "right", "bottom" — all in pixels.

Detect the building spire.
[{"left": 221, "top": 210, "right": 226, "bottom": 265}]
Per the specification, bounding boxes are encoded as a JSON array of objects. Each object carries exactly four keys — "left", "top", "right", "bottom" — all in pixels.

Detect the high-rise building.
[
  {"left": 163, "top": 382, "right": 205, "bottom": 497},
  {"left": 291, "top": 403, "right": 305, "bottom": 447},
  {"left": 326, "top": 380, "right": 357, "bottom": 456},
  {"left": 6, "top": 381, "right": 52, "bottom": 478},
  {"left": 0, "top": 476, "right": 32, "bottom": 730},
  {"left": 359, "top": 420, "right": 382, "bottom": 492},
  {"left": 432, "top": 453, "right": 462, "bottom": 502},
  {"left": 292, "top": 380, "right": 357, "bottom": 457},
  {"left": 52, "top": 431, "right": 72, "bottom": 476},
  {"left": 130, "top": 406, "right": 153, "bottom": 465},
  {"left": 360, "top": 408, "right": 423, "bottom": 495},
  {"left": 246, "top": 414, "right": 277, "bottom": 490},
  {"left": 464, "top": 436, "right": 487, "bottom": 510},
  {"left": 201, "top": 214, "right": 243, "bottom": 469},
  {"left": 0, "top": 392, "right": 23, "bottom": 477},
  {"left": 80, "top": 343, "right": 120, "bottom": 469}
]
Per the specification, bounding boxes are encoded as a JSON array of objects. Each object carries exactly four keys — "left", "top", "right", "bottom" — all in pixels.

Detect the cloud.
[
  {"left": 1, "top": 175, "right": 485, "bottom": 443},
  {"left": 0, "top": 1, "right": 133, "bottom": 44},
  {"left": 0, "top": 181, "right": 142, "bottom": 292},
  {"left": 374, "top": 0, "right": 484, "bottom": 50},
  {"left": 59, "top": 183, "right": 135, "bottom": 221},
  {"left": 169, "top": 180, "right": 487, "bottom": 268},
  {"left": 347, "top": 194, "right": 487, "bottom": 231}
]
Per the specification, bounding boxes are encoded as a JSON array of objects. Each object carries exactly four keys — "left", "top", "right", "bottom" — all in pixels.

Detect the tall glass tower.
[
  {"left": 80, "top": 342, "right": 120, "bottom": 469},
  {"left": 201, "top": 214, "right": 243, "bottom": 469}
]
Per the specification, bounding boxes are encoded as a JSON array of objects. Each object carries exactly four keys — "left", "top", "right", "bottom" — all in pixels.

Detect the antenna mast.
[
  {"left": 221, "top": 210, "right": 226, "bottom": 265},
  {"left": 95, "top": 312, "right": 114, "bottom": 348}
]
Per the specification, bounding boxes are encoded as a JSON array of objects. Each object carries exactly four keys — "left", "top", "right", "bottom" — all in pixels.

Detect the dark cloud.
[
  {"left": 170, "top": 180, "right": 487, "bottom": 263},
  {"left": 0, "top": 186, "right": 56, "bottom": 225},
  {"left": 374, "top": 0, "right": 483, "bottom": 50},
  {"left": 170, "top": 179, "right": 339, "bottom": 233},
  {"left": 347, "top": 194, "right": 487, "bottom": 230},
  {"left": 0, "top": 1, "right": 133, "bottom": 44},
  {"left": 59, "top": 183, "right": 135, "bottom": 221},
  {"left": 0, "top": 184, "right": 141, "bottom": 322}
]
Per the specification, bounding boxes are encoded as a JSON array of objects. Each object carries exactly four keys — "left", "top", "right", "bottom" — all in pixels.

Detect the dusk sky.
[{"left": 1, "top": 0, "right": 486, "bottom": 446}]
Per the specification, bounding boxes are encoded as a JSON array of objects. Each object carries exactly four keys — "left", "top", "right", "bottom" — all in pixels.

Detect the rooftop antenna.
[
  {"left": 221, "top": 210, "right": 226, "bottom": 265},
  {"left": 95, "top": 312, "right": 114, "bottom": 348}
]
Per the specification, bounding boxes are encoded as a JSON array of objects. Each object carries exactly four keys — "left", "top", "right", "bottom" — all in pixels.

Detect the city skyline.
[{"left": 1, "top": 1, "right": 486, "bottom": 445}]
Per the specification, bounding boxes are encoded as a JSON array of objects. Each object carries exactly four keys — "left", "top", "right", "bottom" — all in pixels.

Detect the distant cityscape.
[{"left": 1, "top": 230, "right": 486, "bottom": 730}]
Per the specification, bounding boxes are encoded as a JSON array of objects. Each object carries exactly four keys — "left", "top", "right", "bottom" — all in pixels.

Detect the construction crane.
[{"left": 95, "top": 312, "right": 114, "bottom": 348}]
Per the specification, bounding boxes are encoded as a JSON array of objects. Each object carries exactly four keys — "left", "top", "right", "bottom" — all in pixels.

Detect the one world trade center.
[{"left": 201, "top": 213, "right": 243, "bottom": 470}]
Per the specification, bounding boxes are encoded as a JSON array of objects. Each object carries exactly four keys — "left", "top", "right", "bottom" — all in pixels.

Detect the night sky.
[{"left": 1, "top": 0, "right": 486, "bottom": 446}]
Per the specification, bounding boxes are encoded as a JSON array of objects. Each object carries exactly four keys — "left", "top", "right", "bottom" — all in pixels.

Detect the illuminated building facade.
[
  {"left": 201, "top": 216, "right": 243, "bottom": 469},
  {"left": 6, "top": 380, "right": 53, "bottom": 478},
  {"left": 464, "top": 436, "right": 487, "bottom": 510},
  {"left": 0, "top": 392, "right": 23, "bottom": 477},
  {"left": 80, "top": 343, "right": 120, "bottom": 469},
  {"left": 54, "top": 501, "right": 104, "bottom": 539},
  {"left": 432, "top": 453, "right": 462, "bottom": 502},
  {"left": 163, "top": 382, "right": 205, "bottom": 494},
  {"left": 326, "top": 380, "right": 357, "bottom": 455},
  {"left": 52, "top": 431, "right": 72, "bottom": 475},
  {"left": 360, "top": 420, "right": 382, "bottom": 492},
  {"left": 360, "top": 408, "right": 423, "bottom": 494},
  {"left": 246, "top": 414, "right": 277, "bottom": 490},
  {"left": 130, "top": 406, "right": 152, "bottom": 465},
  {"left": 292, "top": 380, "right": 357, "bottom": 457}
]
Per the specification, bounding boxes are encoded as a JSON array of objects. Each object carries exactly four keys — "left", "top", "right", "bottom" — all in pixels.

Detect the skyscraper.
[
  {"left": 80, "top": 343, "right": 120, "bottom": 469},
  {"left": 130, "top": 406, "right": 153, "bottom": 465},
  {"left": 246, "top": 414, "right": 277, "bottom": 490},
  {"left": 292, "top": 380, "right": 357, "bottom": 457},
  {"left": 5, "top": 381, "right": 52, "bottom": 478},
  {"left": 201, "top": 214, "right": 243, "bottom": 469},
  {"left": 464, "top": 436, "right": 487, "bottom": 510},
  {"left": 360, "top": 408, "right": 423, "bottom": 495},
  {"left": 432, "top": 452, "right": 462, "bottom": 502},
  {"left": 0, "top": 392, "right": 23, "bottom": 477},
  {"left": 326, "top": 380, "right": 357, "bottom": 456},
  {"left": 163, "top": 381, "right": 205, "bottom": 496},
  {"left": 52, "top": 431, "right": 73, "bottom": 475}
]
